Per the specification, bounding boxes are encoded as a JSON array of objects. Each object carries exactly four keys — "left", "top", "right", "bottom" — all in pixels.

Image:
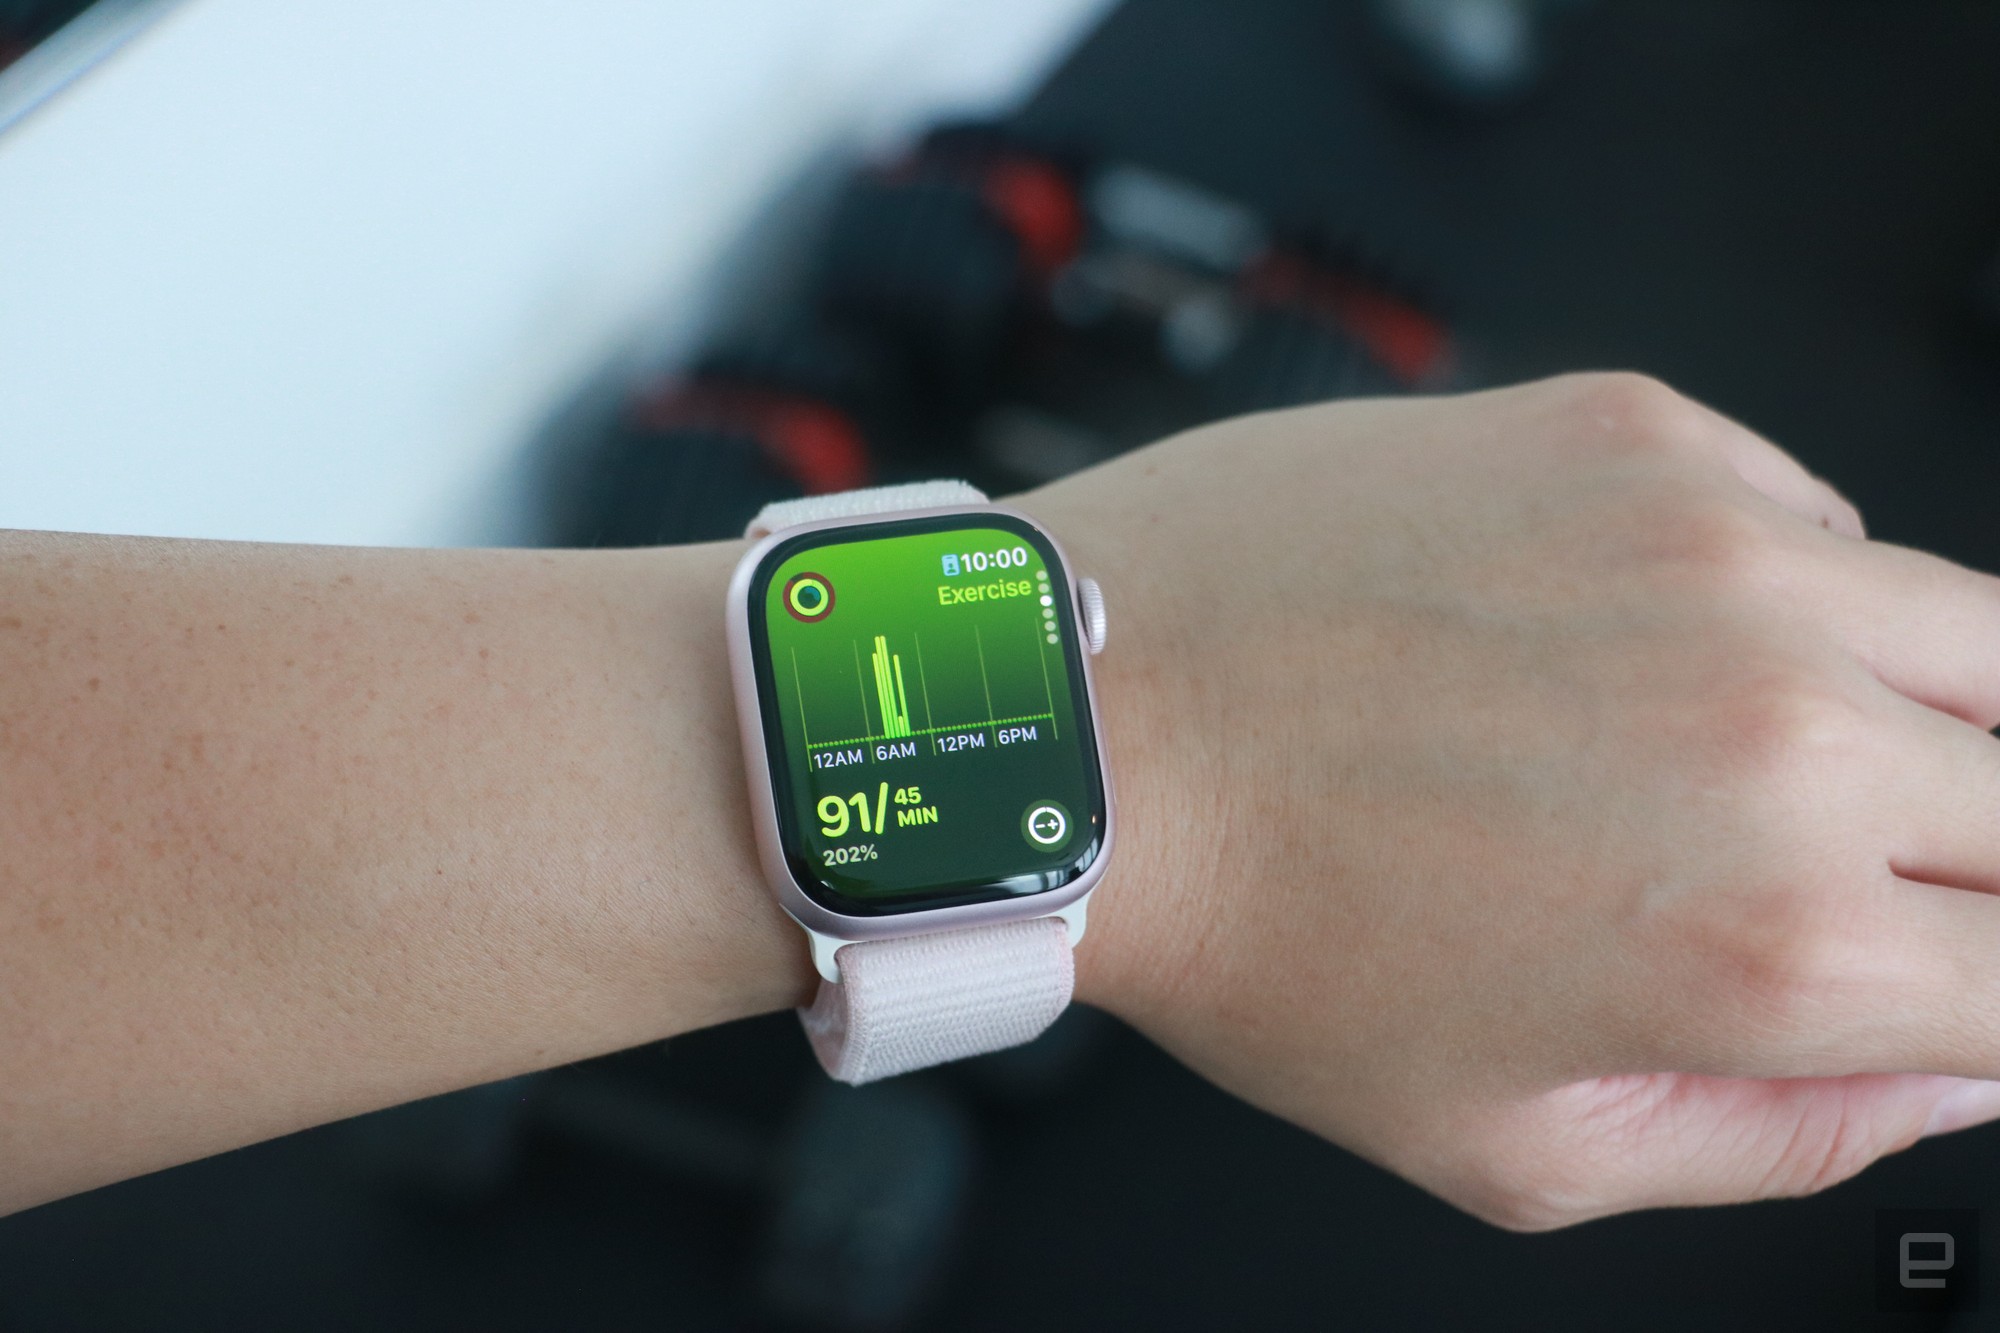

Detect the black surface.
[
  {"left": 1018, "top": 0, "right": 2000, "bottom": 572},
  {"left": 8, "top": 3, "right": 2000, "bottom": 1330}
]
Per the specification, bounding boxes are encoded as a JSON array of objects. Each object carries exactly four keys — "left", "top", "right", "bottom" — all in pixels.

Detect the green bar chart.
[
  {"left": 794, "top": 624, "right": 1056, "bottom": 753},
  {"left": 871, "top": 634, "right": 913, "bottom": 739}
]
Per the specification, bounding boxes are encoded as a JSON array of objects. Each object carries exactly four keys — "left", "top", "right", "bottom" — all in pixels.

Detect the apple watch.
[{"left": 726, "top": 480, "right": 1113, "bottom": 1084}]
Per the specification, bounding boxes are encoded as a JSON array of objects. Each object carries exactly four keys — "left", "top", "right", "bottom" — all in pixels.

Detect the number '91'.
[{"left": 819, "top": 782, "right": 888, "bottom": 838}]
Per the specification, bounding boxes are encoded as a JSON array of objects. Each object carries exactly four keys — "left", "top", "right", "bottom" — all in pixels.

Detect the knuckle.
[
  {"left": 1658, "top": 679, "right": 1884, "bottom": 1046},
  {"left": 1726, "top": 898, "right": 1858, "bottom": 1012},
  {"left": 1690, "top": 887, "right": 1882, "bottom": 1055},
  {"left": 1701, "top": 671, "right": 1871, "bottom": 801},
  {"left": 1641, "top": 493, "right": 1782, "bottom": 593},
  {"left": 1557, "top": 371, "right": 1711, "bottom": 457}
]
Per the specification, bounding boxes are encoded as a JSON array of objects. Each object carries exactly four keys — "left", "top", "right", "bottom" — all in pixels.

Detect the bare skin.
[{"left": 6, "top": 373, "right": 2000, "bottom": 1226}]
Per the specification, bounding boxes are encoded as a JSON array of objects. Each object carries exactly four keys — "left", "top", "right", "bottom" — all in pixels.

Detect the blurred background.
[{"left": 4, "top": 1, "right": 2000, "bottom": 1329}]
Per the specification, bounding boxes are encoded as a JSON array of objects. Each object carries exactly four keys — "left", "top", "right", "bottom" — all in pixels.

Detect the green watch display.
[{"left": 746, "top": 511, "right": 1107, "bottom": 915}]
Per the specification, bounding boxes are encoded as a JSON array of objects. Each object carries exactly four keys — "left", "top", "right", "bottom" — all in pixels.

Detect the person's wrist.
[
  {"left": 1008, "top": 487, "right": 1213, "bottom": 1026},
  {"left": 1065, "top": 651, "right": 1189, "bottom": 1022},
  {"left": 602, "top": 542, "right": 817, "bottom": 1026}
]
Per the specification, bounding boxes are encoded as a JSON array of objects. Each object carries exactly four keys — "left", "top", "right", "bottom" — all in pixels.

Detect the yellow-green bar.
[
  {"left": 871, "top": 635, "right": 886, "bottom": 735},
  {"left": 892, "top": 657, "right": 911, "bottom": 740},
  {"left": 872, "top": 634, "right": 912, "bottom": 739}
]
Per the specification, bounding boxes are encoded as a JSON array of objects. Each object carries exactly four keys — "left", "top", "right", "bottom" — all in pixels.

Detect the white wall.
[{"left": 0, "top": 0, "right": 1110, "bottom": 546}]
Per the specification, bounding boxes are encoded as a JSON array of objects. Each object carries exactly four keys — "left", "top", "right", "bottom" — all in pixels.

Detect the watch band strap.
[
  {"left": 800, "top": 918, "right": 1074, "bottom": 1085},
  {"left": 743, "top": 480, "right": 988, "bottom": 540},
  {"left": 747, "top": 481, "right": 1075, "bottom": 1085}
]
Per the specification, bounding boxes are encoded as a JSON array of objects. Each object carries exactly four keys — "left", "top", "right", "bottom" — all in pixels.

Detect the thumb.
[{"left": 1515, "top": 1071, "right": 2000, "bottom": 1221}]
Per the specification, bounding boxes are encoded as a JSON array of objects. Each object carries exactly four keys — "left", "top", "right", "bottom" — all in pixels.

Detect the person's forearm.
[
  {"left": 25, "top": 374, "right": 1985, "bottom": 1235},
  {"left": 0, "top": 531, "right": 813, "bottom": 1213}
]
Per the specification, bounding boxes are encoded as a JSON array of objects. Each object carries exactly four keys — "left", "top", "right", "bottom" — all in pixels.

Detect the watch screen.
[{"left": 748, "top": 513, "right": 1105, "bottom": 915}]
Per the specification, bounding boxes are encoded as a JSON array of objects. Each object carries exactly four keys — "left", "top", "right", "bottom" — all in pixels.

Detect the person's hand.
[{"left": 1024, "top": 373, "right": 2000, "bottom": 1229}]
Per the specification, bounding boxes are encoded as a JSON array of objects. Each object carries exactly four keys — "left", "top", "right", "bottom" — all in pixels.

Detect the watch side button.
[{"left": 1076, "top": 577, "right": 1107, "bottom": 655}]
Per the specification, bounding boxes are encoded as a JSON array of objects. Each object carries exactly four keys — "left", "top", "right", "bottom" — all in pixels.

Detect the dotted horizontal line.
[{"left": 807, "top": 713, "right": 1055, "bottom": 750}]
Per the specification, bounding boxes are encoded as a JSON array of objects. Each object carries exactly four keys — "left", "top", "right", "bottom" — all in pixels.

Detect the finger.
[
  {"left": 1526, "top": 1071, "right": 1978, "bottom": 1219},
  {"left": 1879, "top": 692, "right": 2000, "bottom": 893},
  {"left": 1803, "top": 536, "right": 2000, "bottom": 728},
  {"left": 1696, "top": 408, "right": 1865, "bottom": 539},
  {"left": 1852, "top": 879, "right": 2000, "bottom": 1079},
  {"left": 1924, "top": 1077, "right": 2000, "bottom": 1137}
]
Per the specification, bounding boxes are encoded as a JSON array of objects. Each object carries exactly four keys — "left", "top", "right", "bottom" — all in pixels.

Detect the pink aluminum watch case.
[{"left": 724, "top": 501, "right": 1116, "bottom": 946}]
